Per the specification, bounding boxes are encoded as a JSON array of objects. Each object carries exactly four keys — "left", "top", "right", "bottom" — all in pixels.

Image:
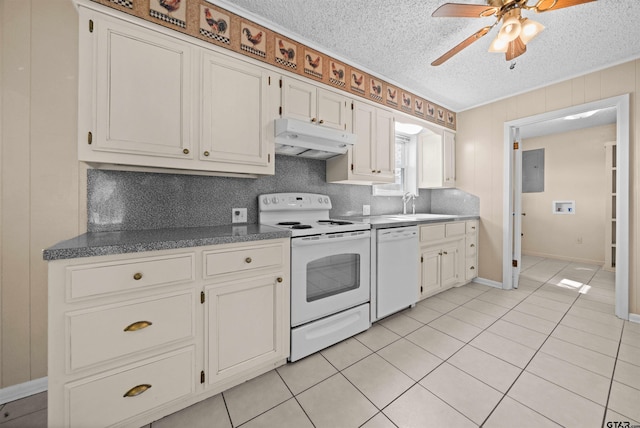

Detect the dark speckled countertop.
[
  {"left": 43, "top": 224, "right": 291, "bottom": 261},
  {"left": 340, "top": 214, "right": 480, "bottom": 229}
]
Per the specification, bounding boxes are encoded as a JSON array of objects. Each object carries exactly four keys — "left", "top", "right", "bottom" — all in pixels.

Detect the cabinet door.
[
  {"left": 374, "top": 108, "right": 396, "bottom": 181},
  {"left": 440, "top": 242, "right": 460, "bottom": 289},
  {"left": 317, "top": 89, "right": 351, "bottom": 131},
  {"left": 201, "top": 52, "right": 272, "bottom": 170},
  {"left": 420, "top": 248, "right": 441, "bottom": 298},
  {"left": 205, "top": 274, "right": 287, "bottom": 386},
  {"left": 418, "top": 132, "right": 444, "bottom": 188},
  {"left": 281, "top": 77, "right": 317, "bottom": 123},
  {"left": 351, "top": 101, "right": 376, "bottom": 178},
  {"left": 93, "top": 16, "right": 193, "bottom": 158},
  {"left": 443, "top": 130, "right": 456, "bottom": 187}
]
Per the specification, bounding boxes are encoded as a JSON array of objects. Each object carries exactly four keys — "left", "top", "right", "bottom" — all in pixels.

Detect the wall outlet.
[
  {"left": 363, "top": 205, "right": 371, "bottom": 216},
  {"left": 232, "top": 208, "right": 247, "bottom": 223}
]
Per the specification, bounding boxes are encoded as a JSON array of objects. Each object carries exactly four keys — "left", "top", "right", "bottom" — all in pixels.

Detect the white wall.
[
  {"left": 521, "top": 125, "right": 614, "bottom": 264},
  {"left": 0, "top": 0, "right": 81, "bottom": 389},
  {"left": 457, "top": 60, "right": 639, "bottom": 314}
]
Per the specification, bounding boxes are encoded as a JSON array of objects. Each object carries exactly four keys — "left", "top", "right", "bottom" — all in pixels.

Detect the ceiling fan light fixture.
[
  {"left": 488, "top": 36, "right": 508, "bottom": 53},
  {"left": 498, "top": 13, "right": 522, "bottom": 42},
  {"left": 520, "top": 18, "right": 545, "bottom": 44}
]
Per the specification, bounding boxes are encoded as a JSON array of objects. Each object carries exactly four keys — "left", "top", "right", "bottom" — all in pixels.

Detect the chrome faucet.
[{"left": 402, "top": 192, "right": 416, "bottom": 215}]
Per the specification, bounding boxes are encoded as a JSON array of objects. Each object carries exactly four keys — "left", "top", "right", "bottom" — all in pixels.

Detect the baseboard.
[
  {"left": 629, "top": 313, "right": 640, "bottom": 324},
  {"left": 473, "top": 277, "right": 503, "bottom": 289},
  {"left": 0, "top": 377, "right": 47, "bottom": 405},
  {"left": 521, "top": 251, "right": 604, "bottom": 266}
]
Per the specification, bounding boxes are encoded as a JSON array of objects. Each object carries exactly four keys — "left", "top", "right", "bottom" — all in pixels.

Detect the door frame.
[{"left": 502, "top": 94, "right": 630, "bottom": 320}]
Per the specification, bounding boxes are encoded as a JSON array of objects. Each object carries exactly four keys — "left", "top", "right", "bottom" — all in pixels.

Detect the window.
[{"left": 373, "top": 128, "right": 418, "bottom": 196}]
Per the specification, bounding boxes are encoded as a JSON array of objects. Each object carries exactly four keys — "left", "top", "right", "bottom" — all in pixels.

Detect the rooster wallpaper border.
[{"left": 90, "top": 0, "right": 456, "bottom": 129}]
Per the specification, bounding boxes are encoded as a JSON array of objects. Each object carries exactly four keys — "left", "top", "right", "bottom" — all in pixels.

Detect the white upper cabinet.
[
  {"left": 350, "top": 101, "right": 376, "bottom": 178},
  {"left": 374, "top": 108, "right": 396, "bottom": 178},
  {"left": 89, "top": 13, "right": 194, "bottom": 159},
  {"left": 200, "top": 51, "right": 275, "bottom": 174},
  {"left": 418, "top": 127, "right": 456, "bottom": 188},
  {"left": 443, "top": 130, "right": 456, "bottom": 187},
  {"left": 281, "top": 77, "right": 351, "bottom": 131},
  {"left": 326, "top": 100, "right": 395, "bottom": 184},
  {"left": 78, "top": 8, "right": 276, "bottom": 175}
]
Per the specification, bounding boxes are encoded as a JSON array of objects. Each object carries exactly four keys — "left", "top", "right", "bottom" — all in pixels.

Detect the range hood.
[{"left": 274, "top": 118, "right": 356, "bottom": 160}]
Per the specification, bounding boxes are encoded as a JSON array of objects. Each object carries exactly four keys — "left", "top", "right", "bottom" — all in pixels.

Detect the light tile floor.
[{"left": 3, "top": 256, "right": 640, "bottom": 427}]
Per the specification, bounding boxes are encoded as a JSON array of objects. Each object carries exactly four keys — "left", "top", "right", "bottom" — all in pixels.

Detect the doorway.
[{"left": 502, "top": 94, "right": 630, "bottom": 320}]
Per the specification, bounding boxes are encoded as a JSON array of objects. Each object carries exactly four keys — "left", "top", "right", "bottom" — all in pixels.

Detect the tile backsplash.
[{"left": 87, "top": 155, "right": 477, "bottom": 232}]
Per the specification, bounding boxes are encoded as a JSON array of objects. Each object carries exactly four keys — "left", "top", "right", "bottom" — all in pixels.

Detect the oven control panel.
[{"left": 259, "top": 193, "right": 332, "bottom": 211}]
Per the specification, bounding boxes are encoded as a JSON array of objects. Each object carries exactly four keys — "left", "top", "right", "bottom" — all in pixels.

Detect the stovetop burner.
[{"left": 258, "top": 193, "right": 370, "bottom": 237}]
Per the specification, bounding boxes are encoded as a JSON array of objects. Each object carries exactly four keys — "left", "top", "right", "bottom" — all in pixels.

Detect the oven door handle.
[{"left": 291, "top": 231, "right": 371, "bottom": 247}]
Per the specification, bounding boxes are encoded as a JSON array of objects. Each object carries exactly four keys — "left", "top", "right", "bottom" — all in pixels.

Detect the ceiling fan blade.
[
  {"left": 505, "top": 37, "right": 526, "bottom": 61},
  {"left": 533, "top": 0, "right": 596, "bottom": 12},
  {"left": 431, "top": 26, "right": 492, "bottom": 66},
  {"left": 432, "top": 3, "right": 498, "bottom": 18}
]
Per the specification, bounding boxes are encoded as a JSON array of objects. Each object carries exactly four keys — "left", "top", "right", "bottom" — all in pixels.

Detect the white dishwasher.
[{"left": 375, "top": 226, "right": 419, "bottom": 320}]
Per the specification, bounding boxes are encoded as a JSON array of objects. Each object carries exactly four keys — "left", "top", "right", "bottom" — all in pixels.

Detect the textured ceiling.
[{"left": 214, "top": 0, "right": 640, "bottom": 112}]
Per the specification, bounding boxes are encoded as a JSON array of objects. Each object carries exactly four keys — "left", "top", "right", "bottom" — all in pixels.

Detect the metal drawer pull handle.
[
  {"left": 319, "top": 119, "right": 324, "bottom": 124},
  {"left": 472, "top": 226, "right": 476, "bottom": 230},
  {"left": 277, "top": 277, "right": 283, "bottom": 283},
  {"left": 123, "top": 384, "right": 152, "bottom": 398},
  {"left": 124, "top": 321, "right": 153, "bottom": 332},
  {"left": 470, "top": 244, "right": 475, "bottom": 248},
  {"left": 183, "top": 149, "right": 189, "bottom": 155},
  {"left": 311, "top": 118, "right": 317, "bottom": 123},
  {"left": 245, "top": 257, "right": 252, "bottom": 263},
  {"left": 443, "top": 251, "right": 448, "bottom": 255},
  {"left": 470, "top": 266, "right": 475, "bottom": 270},
  {"left": 133, "top": 273, "right": 143, "bottom": 281},
  {"left": 203, "top": 151, "right": 210, "bottom": 157}
]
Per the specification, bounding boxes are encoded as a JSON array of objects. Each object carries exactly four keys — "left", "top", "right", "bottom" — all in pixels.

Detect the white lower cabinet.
[
  {"left": 48, "top": 238, "right": 290, "bottom": 427},
  {"left": 419, "top": 221, "right": 476, "bottom": 299},
  {"left": 204, "top": 254, "right": 289, "bottom": 386},
  {"left": 465, "top": 220, "right": 479, "bottom": 281},
  {"left": 67, "top": 347, "right": 195, "bottom": 428}
]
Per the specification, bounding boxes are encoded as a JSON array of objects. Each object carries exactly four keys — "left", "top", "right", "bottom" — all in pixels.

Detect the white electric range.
[{"left": 259, "top": 193, "right": 371, "bottom": 361}]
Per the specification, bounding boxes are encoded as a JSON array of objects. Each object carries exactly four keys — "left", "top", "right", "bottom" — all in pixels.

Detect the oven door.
[{"left": 290, "top": 230, "right": 370, "bottom": 327}]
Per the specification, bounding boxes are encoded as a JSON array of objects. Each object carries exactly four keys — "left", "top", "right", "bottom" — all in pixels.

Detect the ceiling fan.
[{"left": 431, "top": 0, "right": 596, "bottom": 66}]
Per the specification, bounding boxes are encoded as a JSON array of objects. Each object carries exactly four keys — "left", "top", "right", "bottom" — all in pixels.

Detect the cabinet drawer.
[
  {"left": 420, "top": 224, "right": 445, "bottom": 242},
  {"left": 445, "top": 222, "right": 466, "bottom": 237},
  {"left": 67, "top": 254, "right": 195, "bottom": 300},
  {"left": 466, "top": 220, "right": 479, "bottom": 234},
  {"left": 204, "top": 243, "right": 283, "bottom": 278},
  {"left": 466, "top": 236, "right": 477, "bottom": 257},
  {"left": 465, "top": 257, "right": 478, "bottom": 280},
  {"left": 68, "top": 291, "right": 195, "bottom": 371},
  {"left": 67, "top": 347, "right": 194, "bottom": 428}
]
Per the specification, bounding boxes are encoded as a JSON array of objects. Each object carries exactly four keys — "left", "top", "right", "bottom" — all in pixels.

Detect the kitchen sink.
[{"left": 384, "top": 213, "right": 458, "bottom": 221}]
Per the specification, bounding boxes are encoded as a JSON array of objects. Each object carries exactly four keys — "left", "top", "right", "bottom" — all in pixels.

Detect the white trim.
[
  {"left": 503, "top": 123, "right": 515, "bottom": 290},
  {"left": 502, "top": 94, "right": 630, "bottom": 320},
  {"left": 629, "top": 313, "right": 640, "bottom": 324},
  {"left": 0, "top": 377, "right": 47, "bottom": 405},
  {"left": 472, "top": 277, "right": 503, "bottom": 289}
]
